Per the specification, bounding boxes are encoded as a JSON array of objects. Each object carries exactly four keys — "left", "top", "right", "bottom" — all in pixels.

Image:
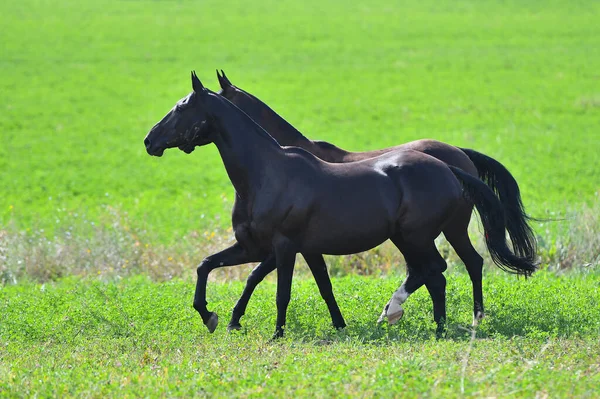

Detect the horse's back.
[
  {"left": 345, "top": 139, "right": 477, "bottom": 177},
  {"left": 393, "top": 139, "right": 478, "bottom": 176}
]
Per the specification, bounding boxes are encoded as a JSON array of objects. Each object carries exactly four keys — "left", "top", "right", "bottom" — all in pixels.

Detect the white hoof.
[
  {"left": 387, "top": 308, "right": 404, "bottom": 325},
  {"left": 206, "top": 312, "right": 219, "bottom": 333},
  {"left": 387, "top": 299, "right": 402, "bottom": 317},
  {"left": 377, "top": 300, "right": 405, "bottom": 325}
]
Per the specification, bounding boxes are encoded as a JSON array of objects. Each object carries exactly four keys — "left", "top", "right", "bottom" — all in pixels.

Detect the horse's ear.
[
  {"left": 191, "top": 71, "right": 205, "bottom": 93},
  {"left": 216, "top": 69, "right": 233, "bottom": 89}
]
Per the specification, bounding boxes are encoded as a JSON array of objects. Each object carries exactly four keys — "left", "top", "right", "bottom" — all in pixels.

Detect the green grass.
[
  {"left": 1, "top": 272, "right": 599, "bottom": 397},
  {"left": 2, "top": 1, "right": 600, "bottom": 396},
  {"left": 2, "top": 0, "right": 600, "bottom": 242}
]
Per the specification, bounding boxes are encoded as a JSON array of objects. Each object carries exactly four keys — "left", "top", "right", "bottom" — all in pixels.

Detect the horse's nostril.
[{"left": 144, "top": 138, "right": 151, "bottom": 149}]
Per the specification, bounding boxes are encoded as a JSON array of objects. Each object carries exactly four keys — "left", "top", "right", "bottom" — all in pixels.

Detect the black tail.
[
  {"left": 449, "top": 166, "right": 538, "bottom": 276},
  {"left": 459, "top": 148, "right": 538, "bottom": 261}
]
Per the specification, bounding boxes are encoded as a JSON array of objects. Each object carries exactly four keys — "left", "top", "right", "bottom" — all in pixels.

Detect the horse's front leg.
[
  {"left": 193, "top": 242, "right": 263, "bottom": 333},
  {"left": 228, "top": 254, "right": 276, "bottom": 331},
  {"left": 424, "top": 273, "right": 448, "bottom": 338},
  {"left": 302, "top": 253, "right": 346, "bottom": 330},
  {"left": 272, "top": 237, "right": 297, "bottom": 339}
]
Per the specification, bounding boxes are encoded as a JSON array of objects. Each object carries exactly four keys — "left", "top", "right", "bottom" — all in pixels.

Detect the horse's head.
[{"left": 144, "top": 72, "right": 215, "bottom": 156}]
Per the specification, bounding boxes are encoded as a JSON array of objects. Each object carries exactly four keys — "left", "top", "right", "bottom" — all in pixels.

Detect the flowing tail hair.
[
  {"left": 459, "top": 148, "right": 538, "bottom": 262},
  {"left": 449, "top": 165, "right": 538, "bottom": 276}
]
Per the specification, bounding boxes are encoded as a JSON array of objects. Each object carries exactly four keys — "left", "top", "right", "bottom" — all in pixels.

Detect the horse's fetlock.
[{"left": 192, "top": 299, "right": 203, "bottom": 312}]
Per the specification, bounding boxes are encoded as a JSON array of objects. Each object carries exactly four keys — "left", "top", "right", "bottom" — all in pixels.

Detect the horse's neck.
[
  {"left": 233, "top": 90, "right": 351, "bottom": 163},
  {"left": 233, "top": 90, "right": 309, "bottom": 144},
  {"left": 211, "top": 99, "right": 283, "bottom": 199}
]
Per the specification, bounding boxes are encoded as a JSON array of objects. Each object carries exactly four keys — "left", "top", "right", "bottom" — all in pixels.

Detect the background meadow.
[
  {"left": 2, "top": 0, "right": 599, "bottom": 241},
  {"left": 1, "top": 0, "right": 599, "bottom": 397}
]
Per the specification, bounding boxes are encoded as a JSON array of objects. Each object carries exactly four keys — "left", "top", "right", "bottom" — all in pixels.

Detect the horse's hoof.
[
  {"left": 205, "top": 312, "right": 218, "bottom": 333},
  {"left": 435, "top": 327, "right": 447, "bottom": 340},
  {"left": 472, "top": 311, "right": 485, "bottom": 327},
  {"left": 334, "top": 322, "right": 347, "bottom": 331},
  {"left": 387, "top": 309, "right": 404, "bottom": 325},
  {"left": 227, "top": 322, "right": 242, "bottom": 332},
  {"left": 270, "top": 328, "right": 284, "bottom": 341},
  {"left": 386, "top": 299, "right": 404, "bottom": 325}
]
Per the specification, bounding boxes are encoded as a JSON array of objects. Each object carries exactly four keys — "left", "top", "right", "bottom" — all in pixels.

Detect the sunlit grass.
[
  {"left": 1, "top": 1, "right": 599, "bottom": 396},
  {"left": 1, "top": 273, "right": 599, "bottom": 397}
]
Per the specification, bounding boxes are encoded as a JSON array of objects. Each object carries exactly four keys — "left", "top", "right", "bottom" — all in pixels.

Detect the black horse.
[
  {"left": 144, "top": 72, "right": 536, "bottom": 338},
  {"left": 182, "top": 71, "right": 537, "bottom": 331}
]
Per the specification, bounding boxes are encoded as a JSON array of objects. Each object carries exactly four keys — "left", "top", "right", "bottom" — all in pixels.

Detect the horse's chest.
[
  {"left": 232, "top": 204, "right": 281, "bottom": 252},
  {"left": 232, "top": 218, "right": 272, "bottom": 256},
  {"left": 234, "top": 189, "right": 309, "bottom": 251}
]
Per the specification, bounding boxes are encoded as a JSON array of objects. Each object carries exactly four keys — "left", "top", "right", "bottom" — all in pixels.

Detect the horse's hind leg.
[
  {"left": 443, "top": 208, "right": 485, "bottom": 326},
  {"left": 380, "top": 238, "right": 447, "bottom": 334},
  {"left": 377, "top": 270, "right": 426, "bottom": 325}
]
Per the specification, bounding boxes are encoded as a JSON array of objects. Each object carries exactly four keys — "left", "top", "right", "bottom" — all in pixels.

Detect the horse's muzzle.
[{"left": 144, "top": 138, "right": 165, "bottom": 157}]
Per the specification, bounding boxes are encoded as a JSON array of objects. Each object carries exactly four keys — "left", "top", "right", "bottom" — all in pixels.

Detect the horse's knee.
[
  {"left": 319, "top": 289, "right": 335, "bottom": 302},
  {"left": 276, "top": 291, "right": 291, "bottom": 308},
  {"left": 439, "top": 260, "right": 448, "bottom": 274},
  {"left": 428, "top": 258, "right": 448, "bottom": 276},
  {"left": 196, "top": 257, "right": 214, "bottom": 276},
  {"left": 247, "top": 270, "right": 266, "bottom": 287}
]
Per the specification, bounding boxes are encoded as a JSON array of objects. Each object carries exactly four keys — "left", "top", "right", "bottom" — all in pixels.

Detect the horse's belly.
[
  {"left": 305, "top": 235, "right": 388, "bottom": 255},
  {"left": 297, "top": 182, "right": 399, "bottom": 254},
  {"left": 299, "top": 216, "right": 391, "bottom": 255}
]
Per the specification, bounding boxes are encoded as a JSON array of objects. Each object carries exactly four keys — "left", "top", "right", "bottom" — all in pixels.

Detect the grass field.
[
  {"left": 2, "top": 0, "right": 600, "bottom": 397},
  {"left": 2, "top": 272, "right": 599, "bottom": 397}
]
